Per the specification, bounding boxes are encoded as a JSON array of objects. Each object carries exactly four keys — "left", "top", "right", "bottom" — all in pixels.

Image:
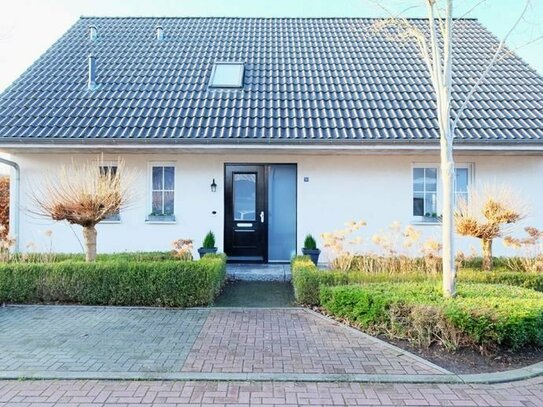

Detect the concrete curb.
[{"left": 1, "top": 367, "right": 542, "bottom": 384}]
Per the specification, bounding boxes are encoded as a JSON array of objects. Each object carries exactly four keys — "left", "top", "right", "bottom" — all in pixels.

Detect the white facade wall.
[{"left": 7, "top": 151, "right": 543, "bottom": 260}]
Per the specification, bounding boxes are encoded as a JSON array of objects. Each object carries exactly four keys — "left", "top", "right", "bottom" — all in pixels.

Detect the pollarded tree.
[
  {"left": 455, "top": 185, "right": 525, "bottom": 271},
  {"left": 33, "top": 158, "right": 133, "bottom": 261}
]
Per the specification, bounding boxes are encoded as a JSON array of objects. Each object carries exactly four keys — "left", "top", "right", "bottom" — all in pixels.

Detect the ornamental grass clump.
[
  {"left": 32, "top": 158, "right": 134, "bottom": 262},
  {"left": 321, "top": 219, "right": 442, "bottom": 274},
  {"left": 455, "top": 185, "right": 526, "bottom": 271},
  {"left": 504, "top": 226, "right": 543, "bottom": 273},
  {"left": 172, "top": 238, "right": 193, "bottom": 261}
]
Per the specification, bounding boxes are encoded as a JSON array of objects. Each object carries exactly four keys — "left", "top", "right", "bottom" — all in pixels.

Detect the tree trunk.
[
  {"left": 482, "top": 238, "right": 493, "bottom": 271},
  {"left": 426, "top": 0, "right": 456, "bottom": 297},
  {"left": 82, "top": 225, "right": 97, "bottom": 262}
]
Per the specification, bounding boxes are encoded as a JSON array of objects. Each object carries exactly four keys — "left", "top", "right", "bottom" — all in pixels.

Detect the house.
[{"left": 0, "top": 17, "right": 542, "bottom": 262}]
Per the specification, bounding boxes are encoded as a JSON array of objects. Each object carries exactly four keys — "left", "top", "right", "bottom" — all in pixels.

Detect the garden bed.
[
  {"left": 292, "top": 256, "right": 543, "bottom": 358},
  {"left": 0, "top": 253, "right": 226, "bottom": 307}
]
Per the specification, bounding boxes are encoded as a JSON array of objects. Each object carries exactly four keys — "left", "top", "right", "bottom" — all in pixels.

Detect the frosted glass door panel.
[{"left": 268, "top": 165, "right": 296, "bottom": 261}]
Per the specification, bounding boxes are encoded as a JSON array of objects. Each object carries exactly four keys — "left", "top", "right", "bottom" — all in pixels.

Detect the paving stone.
[
  {"left": 0, "top": 306, "right": 209, "bottom": 373},
  {"left": 3, "top": 379, "right": 543, "bottom": 407},
  {"left": 181, "top": 309, "right": 444, "bottom": 375}
]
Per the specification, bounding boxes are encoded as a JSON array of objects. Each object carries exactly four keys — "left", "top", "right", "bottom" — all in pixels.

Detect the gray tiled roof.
[{"left": 0, "top": 17, "right": 542, "bottom": 144}]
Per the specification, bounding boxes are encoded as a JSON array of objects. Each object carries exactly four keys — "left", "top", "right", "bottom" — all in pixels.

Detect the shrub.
[
  {"left": 0, "top": 254, "right": 226, "bottom": 307},
  {"left": 303, "top": 234, "right": 317, "bottom": 250},
  {"left": 202, "top": 231, "right": 216, "bottom": 249},
  {"left": 320, "top": 282, "right": 543, "bottom": 352},
  {"left": 292, "top": 256, "right": 428, "bottom": 306},
  {"left": 291, "top": 256, "right": 543, "bottom": 307},
  {"left": 459, "top": 268, "right": 543, "bottom": 292}
]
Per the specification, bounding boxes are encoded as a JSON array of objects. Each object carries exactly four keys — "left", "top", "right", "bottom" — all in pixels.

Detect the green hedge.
[
  {"left": 291, "top": 256, "right": 543, "bottom": 306},
  {"left": 320, "top": 282, "right": 543, "bottom": 351},
  {"left": 291, "top": 256, "right": 427, "bottom": 305},
  {"left": 0, "top": 254, "right": 226, "bottom": 307}
]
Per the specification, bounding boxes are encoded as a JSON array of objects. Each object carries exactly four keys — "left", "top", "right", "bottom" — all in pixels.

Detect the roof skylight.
[{"left": 209, "top": 62, "right": 245, "bottom": 88}]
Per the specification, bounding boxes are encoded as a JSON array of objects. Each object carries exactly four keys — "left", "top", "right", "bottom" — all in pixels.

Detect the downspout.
[{"left": 0, "top": 157, "right": 20, "bottom": 252}]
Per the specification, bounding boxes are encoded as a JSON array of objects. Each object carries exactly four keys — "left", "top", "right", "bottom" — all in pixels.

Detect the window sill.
[
  {"left": 146, "top": 215, "right": 176, "bottom": 224},
  {"left": 411, "top": 220, "right": 441, "bottom": 226},
  {"left": 100, "top": 220, "right": 122, "bottom": 224},
  {"left": 145, "top": 221, "right": 177, "bottom": 224}
]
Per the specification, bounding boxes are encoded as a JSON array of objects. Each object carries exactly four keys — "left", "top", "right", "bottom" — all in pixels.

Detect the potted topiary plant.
[
  {"left": 302, "top": 234, "right": 320, "bottom": 265},
  {"left": 198, "top": 231, "right": 217, "bottom": 258}
]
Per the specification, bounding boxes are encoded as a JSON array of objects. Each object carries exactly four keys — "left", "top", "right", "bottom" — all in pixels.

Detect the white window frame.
[
  {"left": 209, "top": 61, "right": 245, "bottom": 88},
  {"left": 99, "top": 162, "right": 121, "bottom": 223},
  {"left": 147, "top": 162, "right": 176, "bottom": 223},
  {"left": 411, "top": 162, "right": 474, "bottom": 225}
]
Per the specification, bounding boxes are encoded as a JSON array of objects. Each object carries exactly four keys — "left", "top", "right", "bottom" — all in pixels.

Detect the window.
[
  {"left": 412, "top": 164, "right": 472, "bottom": 221},
  {"left": 209, "top": 62, "right": 244, "bottom": 88},
  {"left": 99, "top": 165, "right": 120, "bottom": 222},
  {"left": 413, "top": 168, "right": 437, "bottom": 218},
  {"left": 455, "top": 167, "right": 469, "bottom": 205},
  {"left": 149, "top": 165, "right": 175, "bottom": 220}
]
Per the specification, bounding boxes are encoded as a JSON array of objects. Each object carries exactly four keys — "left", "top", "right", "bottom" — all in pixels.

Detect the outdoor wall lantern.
[{"left": 210, "top": 178, "right": 217, "bottom": 192}]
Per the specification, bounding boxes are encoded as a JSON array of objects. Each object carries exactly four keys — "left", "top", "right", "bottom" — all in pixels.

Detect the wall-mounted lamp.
[{"left": 210, "top": 178, "right": 217, "bottom": 192}]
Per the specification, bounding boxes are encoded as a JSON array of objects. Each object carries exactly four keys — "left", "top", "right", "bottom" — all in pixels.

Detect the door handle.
[{"left": 260, "top": 211, "right": 265, "bottom": 223}]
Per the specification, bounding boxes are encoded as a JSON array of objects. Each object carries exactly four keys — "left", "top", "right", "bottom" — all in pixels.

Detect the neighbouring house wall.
[{"left": 8, "top": 151, "right": 543, "bottom": 259}]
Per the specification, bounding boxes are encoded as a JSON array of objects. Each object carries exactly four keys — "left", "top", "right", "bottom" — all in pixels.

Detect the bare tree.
[
  {"left": 455, "top": 185, "right": 526, "bottom": 271},
  {"left": 373, "top": 0, "right": 535, "bottom": 296},
  {"left": 33, "top": 158, "right": 133, "bottom": 262}
]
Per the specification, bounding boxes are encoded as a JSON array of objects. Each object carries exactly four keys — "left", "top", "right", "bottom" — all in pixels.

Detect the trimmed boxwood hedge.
[
  {"left": 320, "top": 282, "right": 543, "bottom": 351},
  {"left": 291, "top": 256, "right": 543, "bottom": 306},
  {"left": 0, "top": 254, "right": 226, "bottom": 307}
]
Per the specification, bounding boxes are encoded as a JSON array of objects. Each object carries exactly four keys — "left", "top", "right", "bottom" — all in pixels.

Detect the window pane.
[
  {"left": 455, "top": 168, "right": 468, "bottom": 193},
  {"left": 152, "top": 167, "right": 163, "bottom": 190},
  {"left": 234, "top": 173, "right": 256, "bottom": 221},
  {"left": 210, "top": 63, "right": 244, "bottom": 88},
  {"left": 152, "top": 191, "right": 163, "bottom": 214},
  {"left": 163, "top": 191, "right": 174, "bottom": 215},
  {"left": 413, "top": 193, "right": 424, "bottom": 216},
  {"left": 425, "top": 193, "right": 437, "bottom": 216},
  {"left": 413, "top": 168, "right": 424, "bottom": 192},
  {"left": 425, "top": 168, "right": 437, "bottom": 191},
  {"left": 164, "top": 166, "right": 175, "bottom": 190}
]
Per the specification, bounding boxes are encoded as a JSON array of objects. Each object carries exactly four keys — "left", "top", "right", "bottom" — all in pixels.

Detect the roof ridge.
[{"left": 78, "top": 16, "right": 479, "bottom": 21}]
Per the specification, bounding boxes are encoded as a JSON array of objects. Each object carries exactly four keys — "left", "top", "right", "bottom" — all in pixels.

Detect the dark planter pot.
[
  {"left": 302, "top": 248, "right": 321, "bottom": 266},
  {"left": 198, "top": 247, "right": 218, "bottom": 259}
]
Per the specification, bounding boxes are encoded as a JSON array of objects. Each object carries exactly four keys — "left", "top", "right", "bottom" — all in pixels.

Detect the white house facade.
[{"left": 0, "top": 17, "right": 542, "bottom": 262}]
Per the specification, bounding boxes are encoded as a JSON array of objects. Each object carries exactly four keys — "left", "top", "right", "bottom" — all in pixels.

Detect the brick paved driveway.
[
  {"left": 0, "top": 306, "right": 445, "bottom": 376},
  {"left": 1, "top": 378, "right": 542, "bottom": 406}
]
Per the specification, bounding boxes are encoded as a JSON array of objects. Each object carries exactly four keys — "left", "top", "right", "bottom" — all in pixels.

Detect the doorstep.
[{"left": 226, "top": 263, "right": 291, "bottom": 281}]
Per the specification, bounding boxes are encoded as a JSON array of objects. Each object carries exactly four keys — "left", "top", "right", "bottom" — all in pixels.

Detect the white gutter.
[
  {"left": 1, "top": 142, "right": 543, "bottom": 152},
  {"left": 0, "top": 157, "right": 20, "bottom": 252}
]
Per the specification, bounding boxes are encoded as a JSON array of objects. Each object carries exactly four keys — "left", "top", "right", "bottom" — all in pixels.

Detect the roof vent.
[
  {"left": 88, "top": 25, "right": 97, "bottom": 41},
  {"left": 88, "top": 54, "right": 97, "bottom": 90},
  {"left": 156, "top": 25, "right": 164, "bottom": 41}
]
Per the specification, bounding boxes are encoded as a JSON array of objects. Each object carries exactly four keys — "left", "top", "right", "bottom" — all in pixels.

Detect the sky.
[{"left": 0, "top": 0, "right": 542, "bottom": 91}]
